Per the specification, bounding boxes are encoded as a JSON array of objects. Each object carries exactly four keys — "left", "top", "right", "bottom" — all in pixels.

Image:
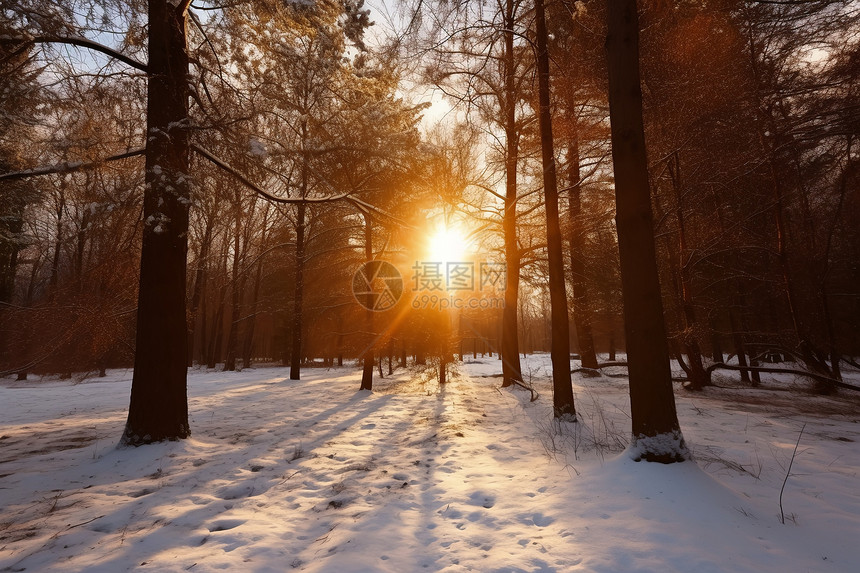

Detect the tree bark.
[
  {"left": 224, "top": 190, "right": 243, "bottom": 371},
  {"left": 242, "top": 255, "right": 264, "bottom": 369},
  {"left": 668, "top": 152, "right": 708, "bottom": 390},
  {"left": 535, "top": 0, "right": 575, "bottom": 418},
  {"left": 187, "top": 216, "right": 212, "bottom": 366},
  {"left": 122, "top": 0, "right": 191, "bottom": 445},
  {"left": 360, "top": 214, "right": 374, "bottom": 390},
  {"left": 709, "top": 316, "right": 724, "bottom": 364},
  {"left": 500, "top": 0, "right": 523, "bottom": 387},
  {"left": 606, "top": 0, "right": 687, "bottom": 462},
  {"left": 289, "top": 201, "right": 306, "bottom": 380},
  {"left": 207, "top": 278, "right": 226, "bottom": 369},
  {"left": 566, "top": 128, "right": 598, "bottom": 369}
]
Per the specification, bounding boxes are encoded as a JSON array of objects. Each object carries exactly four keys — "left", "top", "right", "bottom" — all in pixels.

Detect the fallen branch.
[
  {"left": 779, "top": 423, "right": 805, "bottom": 525},
  {"left": 571, "top": 362, "right": 629, "bottom": 379},
  {"left": 508, "top": 378, "right": 539, "bottom": 402},
  {"left": 706, "top": 363, "right": 859, "bottom": 392},
  {"left": 594, "top": 361, "right": 628, "bottom": 369},
  {"left": 68, "top": 515, "right": 105, "bottom": 529}
]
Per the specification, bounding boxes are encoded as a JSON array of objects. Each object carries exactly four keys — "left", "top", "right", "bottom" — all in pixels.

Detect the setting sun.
[{"left": 428, "top": 225, "right": 469, "bottom": 264}]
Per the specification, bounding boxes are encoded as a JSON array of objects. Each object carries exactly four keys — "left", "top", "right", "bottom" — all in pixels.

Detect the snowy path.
[{"left": 1, "top": 357, "right": 859, "bottom": 572}]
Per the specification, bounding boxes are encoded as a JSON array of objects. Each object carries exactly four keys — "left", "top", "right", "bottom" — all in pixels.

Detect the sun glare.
[{"left": 428, "top": 225, "right": 468, "bottom": 264}]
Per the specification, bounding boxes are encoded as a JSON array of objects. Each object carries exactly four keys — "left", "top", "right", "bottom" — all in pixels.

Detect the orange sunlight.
[{"left": 427, "top": 224, "right": 469, "bottom": 264}]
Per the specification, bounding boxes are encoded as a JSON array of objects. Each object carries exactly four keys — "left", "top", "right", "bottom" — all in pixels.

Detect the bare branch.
[
  {"left": 191, "top": 144, "right": 351, "bottom": 205},
  {"left": 0, "top": 148, "right": 145, "bottom": 181},
  {"left": 1, "top": 35, "right": 148, "bottom": 72}
]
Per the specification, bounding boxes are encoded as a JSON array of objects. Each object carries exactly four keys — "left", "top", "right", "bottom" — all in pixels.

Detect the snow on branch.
[
  {"left": 192, "top": 145, "right": 416, "bottom": 230},
  {"left": 0, "top": 148, "right": 145, "bottom": 181},
  {"left": 191, "top": 144, "right": 351, "bottom": 205},
  {"left": 0, "top": 35, "right": 148, "bottom": 73}
]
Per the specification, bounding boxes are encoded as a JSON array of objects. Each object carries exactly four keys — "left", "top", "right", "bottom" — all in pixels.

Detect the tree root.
[{"left": 508, "top": 378, "right": 539, "bottom": 402}]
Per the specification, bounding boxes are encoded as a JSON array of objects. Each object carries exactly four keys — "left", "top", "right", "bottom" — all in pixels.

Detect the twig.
[
  {"left": 68, "top": 515, "right": 105, "bottom": 529},
  {"left": 779, "top": 423, "right": 806, "bottom": 524},
  {"left": 509, "top": 378, "right": 539, "bottom": 402}
]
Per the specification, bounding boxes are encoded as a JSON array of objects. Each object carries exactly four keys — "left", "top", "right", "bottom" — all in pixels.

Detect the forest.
[
  {"left": 1, "top": 1, "right": 860, "bottom": 571},
  {"left": 1, "top": 0, "right": 859, "bottom": 459}
]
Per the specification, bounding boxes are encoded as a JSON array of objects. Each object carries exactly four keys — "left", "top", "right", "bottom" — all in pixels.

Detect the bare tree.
[{"left": 606, "top": 0, "right": 688, "bottom": 462}]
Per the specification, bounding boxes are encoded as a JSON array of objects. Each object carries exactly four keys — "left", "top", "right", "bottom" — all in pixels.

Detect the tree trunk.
[
  {"left": 566, "top": 118, "right": 598, "bottom": 370},
  {"left": 360, "top": 215, "right": 374, "bottom": 390},
  {"left": 0, "top": 210, "right": 23, "bottom": 304},
  {"left": 242, "top": 256, "right": 264, "bottom": 369},
  {"left": 207, "top": 281, "right": 226, "bottom": 369},
  {"left": 668, "top": 153, "right": 708, "bottom": 390},
  {"left": 535, "top": 0, "right": 575, "bottom": 418},
  {"left": 48, "top": 187, "right": 64, "bottom": 297},
  {"left": 289, "top": 201, "right": 306, "bottom": 380},
  {"left": 187, "top": 217, "right": 212, "bottom": 366},
  {"left": 122, "top": 0, "right": 191, "bottom": 445},
  {"left": 387, "top": 338, "right": 394, "bottom": 375},
  {"left": 500, "top": 0, "right": 523, "bottom": 387},
  {"left": 608, "top": 330, "right": 616, "bottom": 361},
  {"left": 709, "top": 316, "right": 724, "bottom": 364},
  {"left": 224, "top": 193, "right": 243, "bottom": 371},
  {"left": 606, "top": 0, "right": 687, "bottom": 462}
]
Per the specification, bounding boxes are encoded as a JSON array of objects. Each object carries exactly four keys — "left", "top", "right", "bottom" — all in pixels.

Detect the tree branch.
[
  {"left": 0, "top": 148, "right": 145, "bottom": 181},
  {"left": 1, "top": 35, "right": 147, "bottom": 72},
  {"left": 191, "top": 144, "right": 351, "bottom": 205}
]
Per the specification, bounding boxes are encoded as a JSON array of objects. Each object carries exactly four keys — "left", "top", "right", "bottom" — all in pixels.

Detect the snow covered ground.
[{"left": 1, "top": 355, "right": 858, "bottom": 572}]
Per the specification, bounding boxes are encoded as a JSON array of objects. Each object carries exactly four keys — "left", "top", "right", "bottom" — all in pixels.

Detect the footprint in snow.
[
  {"left": 208, "top": 519, "right": 245, "bottom": 532},
  {"left": 215, "top": 481, "right": 259, "bottom": 500},
  {"left": 468, "top": 491, "right": 496, "bottom": 508},
  {"left": 520, "top": 512, "right": 555, "bottom": 527}
]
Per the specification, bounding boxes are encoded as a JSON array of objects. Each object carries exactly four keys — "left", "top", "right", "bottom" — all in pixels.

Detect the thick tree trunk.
[
  {"left": 606, "top": 0, "right": 687, "bottom": 462},
  {"left": 122, "top": 0, "right": 191, "bottom": 445},
  {"left": 500, "top": 0, "right": 523, "bottom": 387},
  {"left": 535, "top": 0, "right": 575, "bottom": 418}
]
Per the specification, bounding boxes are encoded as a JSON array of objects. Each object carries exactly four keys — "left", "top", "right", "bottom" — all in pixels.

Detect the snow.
[
  {"left": 248, "top": 138, "right": 268, "bottom": 158},
  {"left": 1, "top": 355, "right": 858, "bottom": 572}
]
